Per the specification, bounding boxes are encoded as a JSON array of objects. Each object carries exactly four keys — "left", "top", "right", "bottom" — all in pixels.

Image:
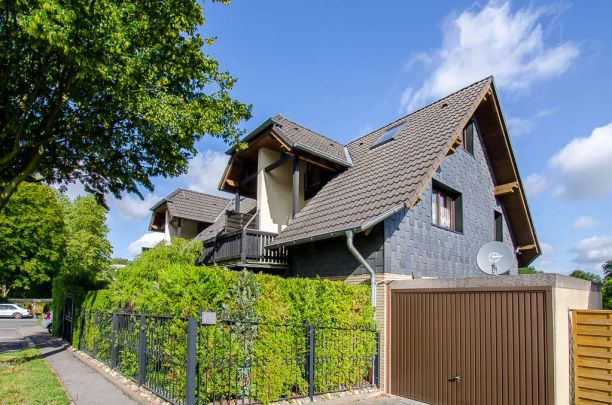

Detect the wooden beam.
[
  {"left": 494, "top": 181, "right": 519, "bottom": 196},
  {"left": 285, "top": 151, "right": 337, "bottom": 172},
  {"left": 239, "top": 171, "right": 258, "bottom": 186},
  {"left": 446, "top": 135, "right": 463, "bottom": 156},
  {"left": 517, "top": 244, "right": 537, "bottom": 251},
  {"left": 265, "top": 153, "right": 290, "bottom": 172}
]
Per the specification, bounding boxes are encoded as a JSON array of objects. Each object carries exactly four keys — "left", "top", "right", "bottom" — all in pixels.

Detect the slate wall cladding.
[
  {"left": 287, "top": 224, "right": 384, "bottom": 278},
  {"left": 383, "top": 122, "right": 518, "bottom": 278}
]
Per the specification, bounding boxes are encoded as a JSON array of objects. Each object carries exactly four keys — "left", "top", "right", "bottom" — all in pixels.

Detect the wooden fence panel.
[{"left": 573, "top": 310, "right": 612, "bottom": 404}]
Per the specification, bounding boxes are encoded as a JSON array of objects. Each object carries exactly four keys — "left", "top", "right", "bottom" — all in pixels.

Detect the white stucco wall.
[
  {"left": 256, "top": 147, "right": 305, "bottom": 233},
  {"left": 552, "top": 286, "right": 602, "bottom": 405}
]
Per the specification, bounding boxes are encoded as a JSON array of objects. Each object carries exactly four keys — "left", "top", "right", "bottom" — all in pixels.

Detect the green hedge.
[
  {"left": 51, "top": 272, "right": 107, "bottom": 337},
  {"left": 76, "top": 239, "right": 375, "bottom": 403}
]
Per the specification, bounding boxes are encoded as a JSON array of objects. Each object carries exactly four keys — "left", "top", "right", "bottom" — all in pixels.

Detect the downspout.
[{"left": 346, "top": 230, "right": 376, "bottom": 307}]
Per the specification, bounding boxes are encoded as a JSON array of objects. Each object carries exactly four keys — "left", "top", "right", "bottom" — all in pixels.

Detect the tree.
[
  {"left": 569, "top": 269, "right": 602, "bottom": 284},
  {"left": 518, "top": 266, "right": 542, "bottom": 275},
  {"left": 0, "top": 0, "right": 251, "bottom": 211},
  {"left": 602, "top": 260, "right": 612, "bottom": 278},
  {"left": 61, "top": 195, "right": 112, "bottom": 281},
  {"left": 0, "top": 182, "right": 65, "bottom": 298}
]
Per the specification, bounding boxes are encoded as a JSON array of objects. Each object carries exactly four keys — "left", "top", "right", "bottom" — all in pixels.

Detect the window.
[
  {"left": 463, "top": 120, "right": 476, "bottom": 155},
  {"left": 304, "top": 163, "right": 336, "bottom": 200},
  {"left": 371, "top": 123, "right": 403, "bottom": 148},
  {"left": 431, "top": 183, "right": 462, "bottom": 232},
  {"left": 494, "top": 211, "right": 503, "bottom": 242}
]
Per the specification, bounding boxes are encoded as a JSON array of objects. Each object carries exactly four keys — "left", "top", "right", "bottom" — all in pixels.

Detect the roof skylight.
[{"left": 371, "top": 123, "right": 403, "bottom": 148}]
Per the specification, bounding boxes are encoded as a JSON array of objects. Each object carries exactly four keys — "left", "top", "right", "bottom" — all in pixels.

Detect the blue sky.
[{"left": 85, "top": 0, "right": 612, "bottom": 274}]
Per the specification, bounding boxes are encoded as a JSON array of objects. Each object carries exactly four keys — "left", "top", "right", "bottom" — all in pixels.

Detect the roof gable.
[
  {"left": 152, "top": 189, "right": 231, "bottom": 224},
  {"left": 269, "top": 77, "right": 540, "bottom": 265}
]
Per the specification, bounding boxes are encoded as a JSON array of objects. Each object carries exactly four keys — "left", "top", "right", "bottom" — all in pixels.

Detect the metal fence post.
[
  {"left": 307, "top": 325, "right": 315, "bottom": 401},
  {"left": 111, "top": 312, "right": 118, "bottom": 369},
  {"left": 374, "top": 332, "right": 380, "bottom": 387},
  {"left": 78, "top": 310, "right": 85, "bottom": 351},
  {"left": 138, "top": 314, "right": 147, "bottom": 385},
  {"left": 186, "top": 316, "right": 197, "bottom": 405},
  {"left": 93, "top": 311, "right": 99, "bottom": 356}
]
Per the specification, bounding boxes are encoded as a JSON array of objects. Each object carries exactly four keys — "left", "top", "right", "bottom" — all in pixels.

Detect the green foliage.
[
  {"left": 518, "top": 266, "right": 543, "bottom": 275},
  {"left": 602, "top": 278, "right": 612, "bottom": 310},
  {"left": 0, "top": 182, "right": 65, "bottom": 298},
  {"left": 0, "top": 0, "right": 251, "bottom": 210},
  {"left": 50, "top": 194, "right": 111, "bottom": 334},
  {"left": 569, "top": 269, "right": 602, "bottom": 284},
  {"left": 51, "top": 272, "right": 106, "bottom": 336},
  {"left": 60, "top": 195, "right": 112, "bottom": 281},
  {"left": 602, "top": 260, "right": 612, "bottom": 277},
  {"left": 79, "top": 240, "right": 374, "bottom": 403}
]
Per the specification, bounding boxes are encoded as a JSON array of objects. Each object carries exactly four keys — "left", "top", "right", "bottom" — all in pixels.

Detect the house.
[
  {"left": 148, "top": 188, "right": 256, "bottom": 242},
  {"left": 195, "top": 77, "right": 540, "bottom": 285},
  {"left": 146, "top": 77, "right": 602, "bottom": 403}
]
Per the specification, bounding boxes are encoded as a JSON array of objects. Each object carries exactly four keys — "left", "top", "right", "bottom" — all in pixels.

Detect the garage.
[{"left": 389, "top": 285, "right": 554, "bottom": 405}]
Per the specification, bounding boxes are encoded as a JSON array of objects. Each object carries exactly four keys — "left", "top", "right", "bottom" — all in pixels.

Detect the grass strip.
[{"left": 0, "top": 347, "right": 70, "bottom": 404}]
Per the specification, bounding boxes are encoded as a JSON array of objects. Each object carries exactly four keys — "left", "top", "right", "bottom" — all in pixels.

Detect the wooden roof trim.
[
  {"left": 488, "top": 85, "right": 540, "bottom": 254},
  {"left": 218, "top": 155, "right": 235, "bottom": 191},
  {"left": 494, "top": 182, "right": 519, "bottom": 196},
  {"left": 403, "top": 79, "right": 494, "bottom": 212}
]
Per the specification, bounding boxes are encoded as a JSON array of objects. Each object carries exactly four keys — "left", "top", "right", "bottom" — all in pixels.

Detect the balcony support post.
[
  {"left": 235, "top": 188, "right": 240, "bottom": 212},
  {"left": 292, "top": 155, "right": 300, "bottom": 219}
]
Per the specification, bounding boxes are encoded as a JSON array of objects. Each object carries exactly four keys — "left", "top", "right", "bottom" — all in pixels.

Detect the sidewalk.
[{"left": 22, "top": 325, "right": 137, "bottom": 405}]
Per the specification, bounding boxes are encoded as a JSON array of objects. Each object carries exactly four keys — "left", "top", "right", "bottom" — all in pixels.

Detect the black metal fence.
[{"left": 78, "top": 310, "right": 379, "bottom": 405}]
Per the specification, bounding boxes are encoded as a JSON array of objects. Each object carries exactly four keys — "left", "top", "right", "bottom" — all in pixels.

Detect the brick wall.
[{"left": 383, "top": 122, "right": 518, "bottom": 278}]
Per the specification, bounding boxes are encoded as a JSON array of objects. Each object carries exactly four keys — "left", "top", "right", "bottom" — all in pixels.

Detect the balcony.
[{"left": 200, "top": 229, "right": 288, "bottom": 269}]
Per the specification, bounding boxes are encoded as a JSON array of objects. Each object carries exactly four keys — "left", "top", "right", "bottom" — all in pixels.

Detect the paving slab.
[{"left": 24, "top": 326, "right": 137, "bottom": 405}]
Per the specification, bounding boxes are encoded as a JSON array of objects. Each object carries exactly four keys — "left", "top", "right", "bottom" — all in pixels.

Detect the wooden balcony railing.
[{"left": 201, "top": 229, "right": 288, "bottom": 267}]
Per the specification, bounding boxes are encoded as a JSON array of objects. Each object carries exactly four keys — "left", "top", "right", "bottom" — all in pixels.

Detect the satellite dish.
[{"left": 477, "top": 241, "right": 514, "bottom": 275}]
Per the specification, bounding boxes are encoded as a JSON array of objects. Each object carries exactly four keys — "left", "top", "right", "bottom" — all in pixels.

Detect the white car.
[{"left": 0, "top": 303, "right": 31, "bottom": 319}]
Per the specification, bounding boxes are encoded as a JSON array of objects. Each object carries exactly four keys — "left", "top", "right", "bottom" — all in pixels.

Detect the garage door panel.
[{"left": 390, "top": 289, "right": 552, "bottom": 405}]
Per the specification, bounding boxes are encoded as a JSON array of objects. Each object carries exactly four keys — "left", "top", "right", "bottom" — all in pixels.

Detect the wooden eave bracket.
[
  {"left": 494, "top": 181, "right": 519, "bottom": 196},
  {"left": 446, "top": 135, "right": 463, "bottom": 156},
  {"left": 517, "top": 244, "right": 537, "bottom": 252}
]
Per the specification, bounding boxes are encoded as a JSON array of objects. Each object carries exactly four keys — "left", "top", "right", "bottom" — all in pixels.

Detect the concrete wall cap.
[{"left": 389, "top": 273, "right": 599, "bottom": 292}]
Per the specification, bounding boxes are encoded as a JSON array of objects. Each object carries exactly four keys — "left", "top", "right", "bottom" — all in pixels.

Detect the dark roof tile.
[{"left": 271, "top": 77, "right": 492, "bottom": 246}]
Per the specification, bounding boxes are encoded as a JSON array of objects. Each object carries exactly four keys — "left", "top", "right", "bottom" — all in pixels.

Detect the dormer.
[{"left": 219, "top": 115, "right": 351, "bottom": 233}]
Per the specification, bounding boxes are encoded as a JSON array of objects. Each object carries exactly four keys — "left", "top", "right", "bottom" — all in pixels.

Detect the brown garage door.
[{"left": 390, "top": 288, "right": 553, "bottom": 405}]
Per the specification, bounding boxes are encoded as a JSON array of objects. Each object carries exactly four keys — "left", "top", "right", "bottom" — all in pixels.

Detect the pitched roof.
[
  {"left": 151, "top": 189, "right": 231, "bottom": 224},
  {"left": 226, "top": 114, "right": 351, "bottom": 167},
  {"left": 270, "top": 77, "right": 493, "bottom": 247},
  {"left": 270, "top": 115, "right": 351, "bottom": 166},
  {"left": 194, "top": 197, "right": 258, "bottom": 241}
]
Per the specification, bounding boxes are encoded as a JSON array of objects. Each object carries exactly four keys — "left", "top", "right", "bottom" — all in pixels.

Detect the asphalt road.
[{"left": 0, "top": 318, "right": 38, "bottom": 352}]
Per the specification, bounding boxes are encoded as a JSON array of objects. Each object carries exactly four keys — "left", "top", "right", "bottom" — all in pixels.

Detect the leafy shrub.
[{"left": 78, "top": 239, "right": 374, "bottom": 403}]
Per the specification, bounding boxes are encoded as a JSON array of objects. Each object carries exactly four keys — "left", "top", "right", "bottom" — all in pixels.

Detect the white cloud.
[
  {"left": 110, "top": 193, "right": 161, "bottom": 221},
  {"left": 549, "top": 122, "right": 612, "bottom": 199},
  {"left": 534, "top": 241, "right": 555, "bottom": 269},
  {"left": 400, "top": 1, "right": 579, "bottom": 112},
  {"left": 572, "top": 236, "right": 612, "bottom": 265},
  {"left": 524, "top": 173, "right": 547, "bottom": 196},
  {"left": 181, "top": 150, "right": 229, "bottom": 197},
  {"left": 573, "top": 216, "right": 599, "bottom": 230},
  {"left": 128, "top": 232, "right": 165, "bottom": 256},
  {"left": 506, "top": 109, "right": 555, "bottom": 137}
]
